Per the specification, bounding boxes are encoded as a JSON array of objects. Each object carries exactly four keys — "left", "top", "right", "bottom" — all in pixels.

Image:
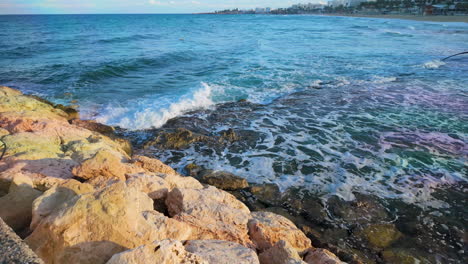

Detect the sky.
[{"left": 0, "top": 0, "right": 324, "bottom": 14}]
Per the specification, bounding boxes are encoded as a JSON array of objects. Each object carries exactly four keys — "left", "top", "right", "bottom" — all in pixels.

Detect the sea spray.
[{"left": 96, "top": 82, "right": 213, "bottom": 129}]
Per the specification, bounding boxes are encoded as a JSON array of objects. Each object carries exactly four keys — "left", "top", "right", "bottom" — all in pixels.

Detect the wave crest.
[{"left": 95, "top": 82, "right": 213, "bottom": 129}]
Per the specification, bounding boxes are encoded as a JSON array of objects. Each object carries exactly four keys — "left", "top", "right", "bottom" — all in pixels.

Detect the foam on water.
[
  {"left": 423, "top": 60, "right": 446, "bottom": 69},
  {"left": 95, "top": 82, "right": 214, "bottom": 129}
]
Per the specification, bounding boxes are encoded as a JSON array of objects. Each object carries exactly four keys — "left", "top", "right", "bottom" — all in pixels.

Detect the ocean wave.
[
  {"left": 95, "top": 82, "right": 214, "bottom": 129},
  {"left": 422, "top": 60, "right": 446, "bottom": 69},
  {"left": 78, "top": 52, "right": 195, "bottom": 82},
  {"left": 95, "top": 34, "right": 160, "bottom": 44}
]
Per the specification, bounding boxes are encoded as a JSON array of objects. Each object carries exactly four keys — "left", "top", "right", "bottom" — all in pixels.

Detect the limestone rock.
[
  {"left": 142, "top": 211, "right": 192, "bottom": 241},
  {"left": 106, "top": 239, "right": 208, "bottom": 264},
  {"left": 25, "top": 182, "right": 158, "bottom": 264},
  {"left": 258, "top": 240, "right": 305, "bottom": 264},
  {"left": 248, "top": 211, "right": 312, "bottom": 252},
  {"left": 30, "top": 180, "right": 94, "bottom": 230},
  {"left": 303, "top": 248, "right": 344, "bottom": 264},
  {"left": 0, "top": 174, "right": 42, "bottom": 231},
  {"left": 126, "top": 173, "right": 170, "bottom": 200},
  {"left": 198, "top": 170, "right": 249, "bottom": 190},
  {"left": 159, "top": 173, "right": 203, "bottom": 190},
  {"left": 72, "top": 149, "right": 129, "bottom": 181},
  {"left": 132, "top": 155, "right": 176, "bottom": 175},
  {"left": 166, "top": 186, "right": 253, "bottom": 247},
  {"left": 185, "top": 240, "right": 259, "bottom": 264}
]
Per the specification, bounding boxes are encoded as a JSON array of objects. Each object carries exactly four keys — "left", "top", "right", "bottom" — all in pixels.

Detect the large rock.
[
  {"left": 258, "top": 240, "right": 305, "bottom": 264},
  {"left": 184, "top": 240, "right": 259, "bottom": 264},
  {"left": 248, "top": 211, "right": 312, "bottom": 252},
  {"left": 198, "top": 170, "right": 249, "bottom": 190},
  {"left": 30, "top": 180, "right": 94, "bottom": 230},
  {"left": 106, "top": 239, "right": 208, "bottom": 264},
  {"left": 25, "top": 182, "right": 159, "bottom": 264},
  {"left": 303, "top": 248, "right": 344, "bottom": 264},
  {"left": 72, "top": 149, "right": 129, "bottom": 181},
  {"left": 159, "top": 173, "right": 203, "bottom": 190},
  {"left": 132, "top": 155, "right": 176, "bottom": 175},
  {"left": 0, "top": 174, "right": 42, "bottom": 231},
  {"left": 166, "top": 186, "right": 253, "bottom": 247},
  {"left": 142, "top": 211, "right": 193, "bottom": 241},
  {"left": 126, "top": 173, "right": 170, "bottom": 200}
]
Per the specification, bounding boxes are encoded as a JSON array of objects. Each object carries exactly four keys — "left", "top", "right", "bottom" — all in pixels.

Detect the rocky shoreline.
[{"left": 0, "top": 85, "right": 344, "bottom": 264}]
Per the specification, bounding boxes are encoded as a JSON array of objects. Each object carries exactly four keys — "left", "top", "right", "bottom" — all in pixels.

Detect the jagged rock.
[
  {"left": 30, "top": 179, "right": 94, "bottom": 230},
  {"left": 219, "top": 128, "right": 239, "bottom": 142},
  {"left": 355, "top": 224, "right": 403, "bottom": 249},
  {"left": 131, "top": 155, "right": 176, "bottom": 175},
  {"left": 71, "top": 119, "right": 115, "bottom": 135},
  {"left": 144, "top": 128, "right": 209, "bottom": 150},
  {"left": 198, "top": 170, "right": 249, "bottom": 190},
  {"left": 184, "top": 163, "right": 203, "bottom": 177},
  {"left": 126, "top": 173, "right": 170, "bottom": 200},
  {"left": 142, "top": 211, "right": 192, "bottom": 241},
  {"left": 166, "top": 186, "right": 253, "bottom": 247},
  {"left": 72, "top": 149, "right": 129, "bottom": 181},
  {"left": 249, "top": 183, "right": 282, "bottom": 206},
  {"left": 258, "top": 240, "right": 305, "bottom": 264},
  {"left": 0, "top": 174, "right": 42, "bottom": 231},
  {"left": 25, "top": 182, "right": 159, "bottom": 264},
  {"left": 54, "top": 104, "right": 79, "bottom": 120},
  {"left": 159, "top": 173, "right": 203, "bottom": 190},
  {"left": 185, "top": 240, "right": 259, "bottom": 264},
  {"left": 106, "top": 239, "right": 208, "bottom": 264},
  {"left": 303, "top": 248, "right": 344, "bottom": 264},
  {"left": 248, "top": 211, "right": 312, "bottom": 252}
]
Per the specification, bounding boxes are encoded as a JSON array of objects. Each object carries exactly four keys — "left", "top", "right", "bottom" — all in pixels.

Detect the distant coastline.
[
  {"left": 199, "top": 12, "right": 468, "bottom": 23},
  {"left": 329, "top": 14, "right": 468, "bottom": 22}
]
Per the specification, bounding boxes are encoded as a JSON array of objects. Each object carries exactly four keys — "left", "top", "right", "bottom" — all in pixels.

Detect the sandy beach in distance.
[{"left": 335, "top": 14, "right": 468, "bottom": 23}]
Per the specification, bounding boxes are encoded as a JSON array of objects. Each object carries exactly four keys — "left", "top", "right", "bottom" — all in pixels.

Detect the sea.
[{"left": 0, "top": 14, "right": 467, "bottom": 263}]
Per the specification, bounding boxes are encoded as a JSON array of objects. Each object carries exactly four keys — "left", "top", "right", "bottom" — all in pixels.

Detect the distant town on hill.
[{"left": 210, "top": 0, "right": 468, "bottom": 15}]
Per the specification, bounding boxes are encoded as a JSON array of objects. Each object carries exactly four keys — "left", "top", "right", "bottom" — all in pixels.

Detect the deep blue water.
[{"left": 0, "top": 14, "right": 467, "bottom": 261}]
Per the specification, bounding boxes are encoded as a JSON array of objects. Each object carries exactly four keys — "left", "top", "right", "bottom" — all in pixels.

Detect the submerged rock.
[
  {"left": 355, "top": 224, "right": 403, "bottom": 249},
  {"left": 166, "top": 186, "right": 253, "bottom": 247},
  {"left": 381, "top": 248, "right": 425, "bottom": 264},
  {"left": 248, "top": 211, "right": 312, "bottom": 252},
  {"left": 249, "top": 183, "right": 282, "bottom": 206},
  {"left": 184, "top": 240, "right": 259, "bottom": 264},
  {"left": 106, "top": 239, "right": 207, "bottom": 264}
]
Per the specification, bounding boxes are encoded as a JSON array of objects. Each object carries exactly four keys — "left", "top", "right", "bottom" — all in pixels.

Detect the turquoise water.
[{"left": 1, "top": 14, "right": 467, "bottom": 262}]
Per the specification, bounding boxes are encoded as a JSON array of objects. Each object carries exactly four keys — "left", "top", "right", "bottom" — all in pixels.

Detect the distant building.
[{"left": 255, "top": 7, "right": 266, "bottom": 13}]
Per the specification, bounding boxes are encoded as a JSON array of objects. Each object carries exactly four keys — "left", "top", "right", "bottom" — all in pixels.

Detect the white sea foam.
[
  {"left": 422, "top": 60, "right": 446, "bottom": 69},
  {"left": 96, "top": 82, "right": 214, "bottom": 129}
]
